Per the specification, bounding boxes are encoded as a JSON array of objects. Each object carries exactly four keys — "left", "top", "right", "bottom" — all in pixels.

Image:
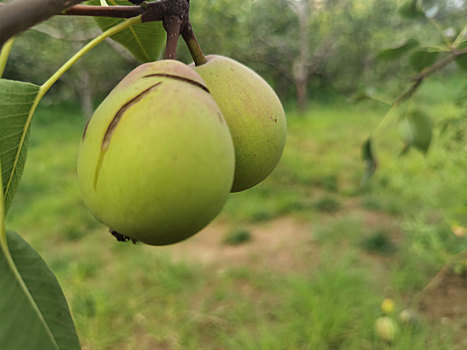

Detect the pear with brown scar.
[{"left": 77, "top": 60, "right": 235, "bottom": 245}]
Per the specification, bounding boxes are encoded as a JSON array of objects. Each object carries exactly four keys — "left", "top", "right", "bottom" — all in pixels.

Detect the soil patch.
[{"left": 166, "top": 216, "right": 317, "bottom": 273}]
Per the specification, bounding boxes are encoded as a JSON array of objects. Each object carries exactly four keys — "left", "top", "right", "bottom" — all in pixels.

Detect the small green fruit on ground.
[
  {"left": 399, "top": 309, "right": 418, "bottom": 326},
  {"left": 192, "top": 55, "right": 286, "bottom": 192},
  {"left": 77, "top": 60, "right": 235, "bottom": 245},
  {"left": 375, "top": 316, "right": 398, "bottom": 342},
  {"left": 381, "top": 298, "right": 396, "bottom": 315}
]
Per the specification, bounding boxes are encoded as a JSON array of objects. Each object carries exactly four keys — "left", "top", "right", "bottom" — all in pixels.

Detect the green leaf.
[
  {"left": 400, "top": 110, "right": 432, "bottom": 154},
  {"left": 361, "top": 138, "right": 377, "bottom": 184},
  {"left": 398, "top": 0, "right": 425, "bottom": 19},
  {"left": 0, "top": 231, "right": 81, "bottom": 349},
  {"left": 87, "top": 0, "right": 165, "bottom": 62},
  {"left": 455, "top": 42, "right": 467, "bottom": 72},
  {"left": 0, "top": 79, "right": 40, "bottom": 213},
  {"left": 376, "top": 39, "right": 419, "bottom": 61},
  {"left": 409, "top": 48, "right": 439, "bottom": 72}
]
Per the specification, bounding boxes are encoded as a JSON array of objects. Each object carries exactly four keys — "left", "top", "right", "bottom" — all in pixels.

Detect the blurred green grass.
[{"left": 5, "top": 77, "right": 467, "bottom": 349}]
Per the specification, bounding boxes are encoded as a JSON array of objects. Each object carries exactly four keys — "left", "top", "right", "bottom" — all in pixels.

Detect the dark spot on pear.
[{"left": 110, "top": 229, "right": 138, "bottom": 244}]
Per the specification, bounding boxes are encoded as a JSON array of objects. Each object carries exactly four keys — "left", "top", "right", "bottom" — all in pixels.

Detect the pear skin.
[
  {"left": 78, "top": 60, "right": 235, "bottom": 245},
  {"left": 193, "top": 55, "right": 286, "bottom": 192}
]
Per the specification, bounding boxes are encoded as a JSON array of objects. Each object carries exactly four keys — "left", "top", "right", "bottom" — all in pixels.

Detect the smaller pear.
[{"left": 192, "top": 55, "right": 286, "bottom": 192}]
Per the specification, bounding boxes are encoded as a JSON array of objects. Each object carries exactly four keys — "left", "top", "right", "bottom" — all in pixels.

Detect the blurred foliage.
[
  {"left": 3, "top": 0, "right": 466, "bottom": 113},
  {"left": 2, "top": 1, "right": 466, "bottom": 348},
  {"left": 360, "top": 230, "right": 397, "bottom": 255},
  {"left": 184, "top": 0, "right": 467, "bottom": 104}
]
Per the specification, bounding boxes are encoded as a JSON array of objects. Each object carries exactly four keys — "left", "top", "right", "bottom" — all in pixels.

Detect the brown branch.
[
  {"left": 163, "top": 15, "right": 182, "bottom": 60},
  {"left": 0, "top": 0, "right": 86, "bottom": 47},
  {"left": 141, "top": 0, "right": 165, "bottom": 22},
  {"left": 396, "top": 48, "right": 467, "bottom": 105},
  {"left": 0, "top": 0, "right": 198, "bottom": 63},
  {"left": 161, "top": 0, "right": 190, "bottom": 60},
  {"left": 63, "top": 2, "right": 165, "bottom": 22},
  {"left": 0, "top": 1, "right": 168, "bottom": 47},
  {"left": 63, "top": 5, "right": 144, "bottom": 18}
]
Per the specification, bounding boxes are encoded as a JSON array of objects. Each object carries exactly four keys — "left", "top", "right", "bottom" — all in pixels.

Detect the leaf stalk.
[{"left": 0, "top": 37, "right": 14, "bottom": 78}]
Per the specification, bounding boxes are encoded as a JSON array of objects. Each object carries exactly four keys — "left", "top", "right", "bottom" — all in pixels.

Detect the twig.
[
  {"left": 62, "top": 2, "right": 165, "bottom": 22},
  {"left": 63, "top": 5, "right": 143, "bottom": 18},
  {"left": 163, "top": 16, "right": 182, "bottom": 59},
  {"left": 141, "top": 0, "right": 165, "bottom": 22},
  {"left": 181, "top": 21, "right": 207, "bottom": 65},
  {"left": 160, "top": 0, "right": 190, "bottom": 60},
  {"left": 395, "top": 48, "right": 467, "bottom": 105},
  {"left": 0, "top": 0, "right": 202, "bottom": 64},
  {"left": 0, "top": 1, "right": 169, "bottom": 47}
]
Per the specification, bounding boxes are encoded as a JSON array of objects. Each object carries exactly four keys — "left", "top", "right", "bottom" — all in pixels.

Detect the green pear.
[
  {"left": 375, "top": 316, "right": 398, "bottom": 342},
  {"left": 399, "top": 309, "right": 419, "bottom": 326},
  {"left": 77, "top": 60, "right": 235, "bottom": 245},
  {"left": 192, "top": 55, "right": 286, "bottom": 192}
]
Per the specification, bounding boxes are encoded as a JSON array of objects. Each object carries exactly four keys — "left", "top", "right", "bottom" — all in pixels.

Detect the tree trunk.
[
  {"left": 77, "top": 67, "right": 93, "bottom": 117},
  {"left": 288, "top": 0, "right": 310, "bottom": 114},
  {"left": 295, "top": 77, "right": 308, "bottom": 113}
]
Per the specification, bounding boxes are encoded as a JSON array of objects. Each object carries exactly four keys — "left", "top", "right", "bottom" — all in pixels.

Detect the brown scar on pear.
[
  {"left": 143, "top": 73, "right": 210, "bottom": 93},
  {"left": 92, "top": 82, "right": 162, "bottom": 190},
  {"left": 101, "top": 81, "right": 163, "bottom": 151},
  {"left": 81, "top": 81, "right": 163, "bottom": 141},
  {"left": 82, "top": 117, "right": 91, "bottom": 140}
]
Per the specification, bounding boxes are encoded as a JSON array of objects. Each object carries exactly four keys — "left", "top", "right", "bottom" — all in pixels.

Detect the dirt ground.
[
  {"left": 167, "top": 198, "right": 402, "bottom": 270},
  {"left": 168, "top": 216, "right": 315, "bottom": 273},
  {"left": 416, "top": 264, "right": 467, "bottom": 348},
  {"left": 164, "top": 212, "right": 467, "bottom": 346}
]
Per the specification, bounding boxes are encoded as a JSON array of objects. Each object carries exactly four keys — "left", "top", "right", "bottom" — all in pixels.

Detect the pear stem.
[{"left": 182, "top": 22, "right": 207, "bottom": 66}]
